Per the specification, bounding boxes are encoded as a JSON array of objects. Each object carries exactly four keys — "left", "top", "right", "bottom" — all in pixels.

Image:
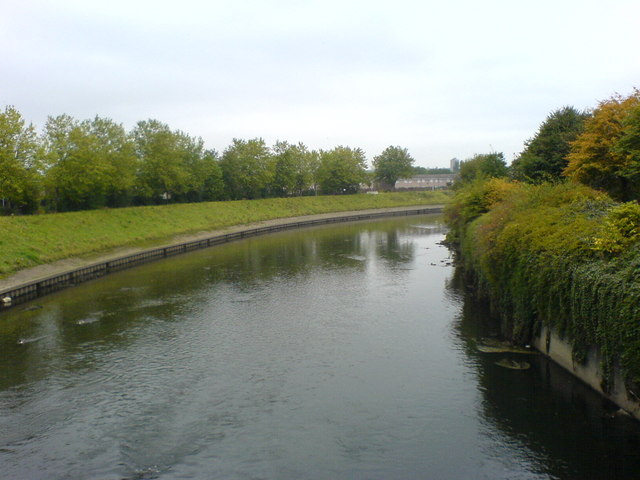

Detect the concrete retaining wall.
[{"left": 533, "top": 325, "right": 640, "bottom": 420}]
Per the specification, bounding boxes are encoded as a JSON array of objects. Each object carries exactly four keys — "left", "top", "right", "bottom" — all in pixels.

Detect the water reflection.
[
  {"left": 0, "top": 218, "right": 436, "bottom": 392},
  {"left": 447, "top": 266, "right": 640, "bottom": 479},
  {"left": 2, "top": 215, "right": 639, "bottom": 480}
]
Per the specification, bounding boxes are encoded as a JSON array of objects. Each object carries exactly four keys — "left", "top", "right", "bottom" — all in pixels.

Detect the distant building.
[
  {"left": 395, "top": 174, "right": 456, "bottom": 191},
  {"left": 450, "top": 158, "right": 461, "bottom": 173}
]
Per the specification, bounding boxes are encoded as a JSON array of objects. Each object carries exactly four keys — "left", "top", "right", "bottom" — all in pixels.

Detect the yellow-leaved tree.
[{"left": 564, "top": 89, "right": 640, "bottom": 201}]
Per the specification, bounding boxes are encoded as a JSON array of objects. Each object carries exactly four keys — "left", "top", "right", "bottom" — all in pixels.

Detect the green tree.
[
  {"left": 272, "top": 141, "right": 302, "bottom": 197},
  {"left": 219, "top": 138, "right": 274, "bottom": 199},
  {"left": 43, "top": 115, "right": 137, "bottom": 210},
  {"left": 614, "top": 102, "right": 640, "bottom": 199},
  {"left": 410, "top": 166, "right": 453, "bottom": 175},
  {"left": 83, "top": 116, "right": 137, "bottom": 207},
  {"left": 170, "top": 132, "right": 222, "bottom": 203},
  {"left": 271, "top": 141, "right": 318, "bottom": 197},
  {"left": 42, "top": 114, "right": 75, "bottom": 210},
  {"left": 183, "top": 149, "right": 225, "bottom": 202},
  {"left": 43, "top": 115, "right": 112, "bottom": 211},
  {"left": 373, "top": 146, "right": 415, "bottom": 190},
  {"left": 564, "top": 90, "right": 640, "bottom": 201},
  {"left": 457, "top": 152, "right": 508, "bottom": 185},
  {"left": 412, "top": 165, "right": 429, "bottom": 175},
  {"left": 317, "top": 146, "right": 368, "bottom": 195},
  {"left": 305, "top": 150, "right": 321, "bottom": 195},
  {"left": 0, "top": 106, "right": 41, "bottom": 213},
  {"left": 133, "top": 120, "right": 205, "bottom": 204},
  {"left": 511, "top": 106, "right": 589, "bottom": 182}
]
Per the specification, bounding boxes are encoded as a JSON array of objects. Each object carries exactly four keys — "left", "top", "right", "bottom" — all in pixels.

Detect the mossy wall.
[{"left": 445, "top": 180, "right": 640, "bottom": 391}]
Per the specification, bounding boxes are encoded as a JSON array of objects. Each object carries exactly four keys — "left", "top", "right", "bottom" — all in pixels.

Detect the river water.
[{"left": 1, "top": 214, "right": 639, "bottom": 479}]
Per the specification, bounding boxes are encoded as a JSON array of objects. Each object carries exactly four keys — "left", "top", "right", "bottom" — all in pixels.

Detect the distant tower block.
[{"left": 450, "top": 158, "right": 460, "bottom": 173}]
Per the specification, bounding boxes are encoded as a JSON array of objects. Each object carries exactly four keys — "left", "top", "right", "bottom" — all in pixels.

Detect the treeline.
[
  {"left": 445, "top": 87, "right": 640, "bottom": 390},
  {"left": 453, "top": 88, "right": 640, "bottom": 201},
  {"left": 1, "top": 108, "right": 425, "bottom": 214}
]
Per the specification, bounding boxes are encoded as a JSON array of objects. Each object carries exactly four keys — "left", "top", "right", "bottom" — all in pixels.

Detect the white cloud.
[{"left": 2, "top": 0, "right": 639, "bottom": 167}]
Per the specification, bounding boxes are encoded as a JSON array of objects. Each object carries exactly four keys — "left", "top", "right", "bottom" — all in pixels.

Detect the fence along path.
[{"left": 0, "top": 206, "right": 442, "bottom": 310}]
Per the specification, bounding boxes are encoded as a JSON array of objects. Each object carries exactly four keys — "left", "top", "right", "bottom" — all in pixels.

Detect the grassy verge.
[
  {"left": 445, "top": 179, "right": 640, "bottom": 389},
  {"left": 0, "top": 191, "right": 449, "bottom": 277}
]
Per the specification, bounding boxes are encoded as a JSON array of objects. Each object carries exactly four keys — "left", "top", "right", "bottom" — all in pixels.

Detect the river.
[{"left": 1, "top": 214, "right": 639, "bottom": 479}]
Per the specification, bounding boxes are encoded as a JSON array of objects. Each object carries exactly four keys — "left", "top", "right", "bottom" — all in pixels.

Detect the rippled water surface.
[{"left": 1, "top": 215, "right": 639, "bottom": 479}]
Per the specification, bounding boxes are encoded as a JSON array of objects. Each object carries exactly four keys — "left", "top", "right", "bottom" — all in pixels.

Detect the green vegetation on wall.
[{"left": 446, "top": 179, "right": 640, "bottom": 391}]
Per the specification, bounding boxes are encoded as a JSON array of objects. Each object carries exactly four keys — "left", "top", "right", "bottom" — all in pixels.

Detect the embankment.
[
  {"left": 532, "top": 326, "right": 640, "bottom": 418},
  {"left": 0, "top": 191, "right": 448, "bottom": 278},
  {"left": 446, "top": 179, "right": 640, "bottom": 419},
  {"left": 1, "top": 203, "right": 444, "bottom": 309}
]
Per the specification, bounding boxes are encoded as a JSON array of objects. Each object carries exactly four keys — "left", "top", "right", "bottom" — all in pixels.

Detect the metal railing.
[{"left": 0, "top": 207, "right": 442, "bottom": 310}]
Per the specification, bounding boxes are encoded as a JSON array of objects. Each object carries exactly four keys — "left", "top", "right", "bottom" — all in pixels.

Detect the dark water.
[{"left": 1, "top": 215, "right": 639, "bottom": 479}]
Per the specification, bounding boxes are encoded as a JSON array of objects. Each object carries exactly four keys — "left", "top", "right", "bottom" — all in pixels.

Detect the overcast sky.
[{"left": 2, "top": 0, "right": 639, "bottom": 168}]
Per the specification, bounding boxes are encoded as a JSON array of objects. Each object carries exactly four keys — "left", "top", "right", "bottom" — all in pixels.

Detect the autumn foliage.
[{"left": 564, "top": 89, "right": 640, "bottom": 201}]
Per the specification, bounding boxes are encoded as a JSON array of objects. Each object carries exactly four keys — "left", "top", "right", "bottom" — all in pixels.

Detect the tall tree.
[
  {"left": 457, "top": 152, "right": 508, "bottom": 185},
  {"left": 317, "top": 146, "right": 368, "bottom": 195},
  {"left": 303, "top": 150, "right": 321, "bottom": 195},
  {"left": 82, "top": 116, "right": 137, "bottom": 207},
  {"left": 272, "top": 141, "right": 301, "bottom": 197},
  {"left": 219, "top": 138, "right": 274, "bottom": 199},
  {"left": 616, "top": 102, "right": 640, "bottom": 196},
  {"left": 511, "top": 106, "right": 589, "bottom": 182},
  {"left": 43, "top": 115, "right": 137, "bottom": 210},
  {"left": 179, "top": 148, "right": 225, "bottom": 202},
  {"left": 132, "top": 120, "right": 201, "bottom": 203},
  {"left": 171, "top": 131, "right": 220, "bottom": 203},
  {"left": 42, "top": 114, "right": 74, "bottom": 210},
  {"left": 271, "top": 141, "right": 317, "bottom": 197},
  {"left": 43, "top": 115, "right": 111, "bottom": 211},
  {"left": 0, "top": 106, "right": 41, "bottom": 213},
  {"left": 564, "top": 90, "right": 640, "bottom": 201},
  {"left": 373, "top": 146, "right": 415, "bottom": 190}
]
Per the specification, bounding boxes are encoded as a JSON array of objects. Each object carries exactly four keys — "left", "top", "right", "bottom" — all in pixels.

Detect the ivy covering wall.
[{"left": 445, "top": 179, "right": 640, "bottom": 392}]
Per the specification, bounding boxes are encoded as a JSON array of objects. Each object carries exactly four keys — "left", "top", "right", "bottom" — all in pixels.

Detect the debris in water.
[
  {"left": 341, "top": 254, "right": 366, "bottom": 262},
  {"left": 22, "top": 305, "right": 43, "bottom": 312},
  {"left": 495, "top": 358, "right": 531, "bottom": 370},
  {"left": 476, "top": 338, "right": 536, "bottom": 354},
  {"left": 17, "top": 335, "right": 49, "bottom": 345},
  {"left": 77, "top": 316, "right": 100, "bottom": 325},
  {"left": 614, "top": 408, "right": 632, "bottom": 418}
]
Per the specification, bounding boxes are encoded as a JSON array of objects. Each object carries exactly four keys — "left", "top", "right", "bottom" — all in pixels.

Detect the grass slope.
[{"left": 0, "top": 191, "right": 449, "bottom": 277}]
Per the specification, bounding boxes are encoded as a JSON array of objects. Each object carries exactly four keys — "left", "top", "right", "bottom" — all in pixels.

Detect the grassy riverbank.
[
  {"left": 445, "top": 179, "right": 640, "bottom": 389},
  {"left": 0, "top": 191, "right": 449, "bottom": 277}
]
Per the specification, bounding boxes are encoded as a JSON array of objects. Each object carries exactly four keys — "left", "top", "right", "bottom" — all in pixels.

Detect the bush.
[
  {"left": 444, "top": 177, "right": 519, "bottom": 244},
  {"left": 592, "top": 202, "right": 640, "bottom": 255},
  {"left": 447, "top": 179, "right": 640, "bottom": 388}
]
